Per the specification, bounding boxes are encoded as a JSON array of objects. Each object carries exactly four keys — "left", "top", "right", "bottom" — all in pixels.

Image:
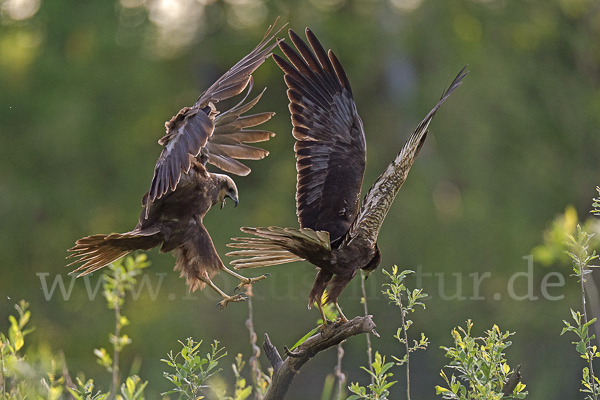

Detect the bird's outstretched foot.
[
  {"left": 216, "top": 293, "right": 247, "bottom": 309},
  {"left": 318, "top": 318, "right": 334, "bottom": 332},
  {"left": 234, "top": 273, "right": 270, "bottom": 292}
]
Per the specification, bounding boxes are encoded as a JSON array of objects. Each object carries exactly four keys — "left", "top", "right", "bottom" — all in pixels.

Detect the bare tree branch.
[
  {"left": 334, "top": 344, "right": 346, "bottom": 400},
  {"left": 262, "top": 315, "right": 379, "bottom": 400},
  {"left": 245, "top": 286, "right": 270, "bottom": 400},
  {"left": 360, "top": 270, "right": 374, "bottom": 386}
]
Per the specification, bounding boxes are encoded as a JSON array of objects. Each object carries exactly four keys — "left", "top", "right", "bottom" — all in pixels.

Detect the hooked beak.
[
  {"left": 363, "top": 270, "right": 371, "bottom": 280},
  {"left": 221, "top": 193, "right": 239, "bottom": 209}
]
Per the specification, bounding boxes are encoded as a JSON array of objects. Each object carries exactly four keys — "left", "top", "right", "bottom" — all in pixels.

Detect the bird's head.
[
  {"left": 216, "top": 174, "right": 239, "bottom": 209},
  {"left": 361, "top": 244, "right": 381, "bottom": 280}
]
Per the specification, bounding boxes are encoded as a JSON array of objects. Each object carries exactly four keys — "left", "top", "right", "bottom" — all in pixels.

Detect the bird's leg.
[
  {"left": 198, "top": 276, "right": 247, "bottom": 309},
  {"left": 221, "top": 266, "right": 269, "bottom": 291},
  {"left": 317, "top": 301, "right": 329, "bottom": 326},
  {"left": 334, "top": 302, "right": 348, "bottom": 323}
]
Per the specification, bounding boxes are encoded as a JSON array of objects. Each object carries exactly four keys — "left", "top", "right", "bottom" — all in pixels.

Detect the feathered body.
[
  {"left": 228, "top": 28, "right": 467, "bottom": 319},
  {"left": 70, "top": 160, "right": 236, "bottom": 291},
  {"left": 68, "top": 21, "right": 285, "bottom": 306}
]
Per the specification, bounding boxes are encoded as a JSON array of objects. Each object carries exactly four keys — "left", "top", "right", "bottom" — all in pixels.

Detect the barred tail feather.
[
  {"left": 226, "top": 226, "right": 331, "bottom": 269},
  {"left": 67, "top": 228, "right": 162, "bottom": 276},
  {"left": 226, "top": 239, "right": 303, "bottom": 269}
]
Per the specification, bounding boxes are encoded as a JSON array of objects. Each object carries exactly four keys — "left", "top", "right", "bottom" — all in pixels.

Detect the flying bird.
[
  {"left": 68, "top": 21, "right": 285, "bottom": 308},
  {"left": 227, "top": 28, "right": 467, "bottom": 321}
]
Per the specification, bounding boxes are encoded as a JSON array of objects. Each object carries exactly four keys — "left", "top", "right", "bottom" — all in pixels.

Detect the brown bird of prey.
[
  {"left": 227, "top": 28, "right": 467, "bottom": 320},
  {"left": 68, "top": 22, "right": 284, "bottom": 308}
]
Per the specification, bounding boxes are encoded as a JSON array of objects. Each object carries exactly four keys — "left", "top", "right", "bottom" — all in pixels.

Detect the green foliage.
[
  {"left": 1, "top": 300, "right": 34, "bottom": 356},
  {"left": 66, "top": 375, "right": 145, "bottom": 400},
  {"left": 435, "top": 320, "right": 527, "bottom": 400},
  {"left": 94, "top": 348, "right": 114, "bottom": 372},
  {"left": 347, "top": 267, "right": 430, "bottom": 399},
  {"left": 94, "top": 254, "right": 150, "bottom": 397},
  {"left": 0, "top": 256, "right": 152, "bottom": 399},
  {"left": 562, "top": 310, "right": 600, "bottom": 398},
  {"left": 162, "top": 338, "right": 227, "bottom": 399},
  {"left": 102, "top": 254, "right": 151, "bottom": 310},
  {"left": 1, "top": 301, "right": 39, "bottom": 399},
  {"left": 0, "top": 301, "right": 72, "bottom": 399},
  {"left": 531, "top": 190, "right": 600, "bottom": 400},
  {"left": 562, "top": 215, "right": 600, "bottom": 400},
  {"left": 382, "top": 266, "right": 429, "bottom": 366},
  {"left": 220, "top": 354, "right": 253, "bottom": 400},
  {"left": 42, "top": 360, "right": 68, "bottom": 400},
  {"left": 66, "top": 375, "right": 146, "bottom": 400},
  {"left": 290, "top": 327, "right": 320, "bottom": 351},
  {"left": 382, "top": 267, "right": 427, "bottom": 313},
  {"left": 1, "top": 297, "right": 254, "bottom": 400},
  {"left": 95, "top": 254, "right": 150, "bottom": 372},
  {"left": 118, "top": 376, "right": 148, "bottom": 400},
  {"left": 67, "top": 377, "right": 111, "bottom": 400},
  {"left": 532, "top": 206, "right": 600, "bottom": 267},
  {"left": 531, "top": 205, "right": 580, "bottom": 266},
  {"left": 383, "top": 266, "right": 429, "bottom": 400},
  {"left": 592, "top": 187, "right": 600, "bottom": 216},
  {"left": 347, "top": 352, "right": 396, "bottom": 400},
  {"left": 1, "top": 258, "right": 254, "bottom": 400},
  {"left": 565, "top": 226, "right": 599, "bottom": 281}
]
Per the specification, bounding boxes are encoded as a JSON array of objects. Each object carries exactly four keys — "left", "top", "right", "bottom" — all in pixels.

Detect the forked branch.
[{"left": 262, "top": 315, "right": 379, "bottom": 400}]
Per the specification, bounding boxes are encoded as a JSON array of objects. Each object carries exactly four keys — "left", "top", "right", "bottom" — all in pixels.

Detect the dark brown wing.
[
  {"left": 146, "top": 20, "right": 284, "bottom": 211},
  {"left": 194, "top": 18, "right": 285, "bottom": 108},
  {"left": 274, "top": 28, "right": 366, "bottom": 242},
  {"left": 148, "top": 107, "right": 213, "bottom": 208},
  {"left": 346, "top": 67, "right": 468, "bottom": 247}
]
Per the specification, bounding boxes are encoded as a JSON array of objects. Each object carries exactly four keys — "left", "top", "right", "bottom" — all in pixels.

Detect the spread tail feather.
[
  {"left": 67, "top": 228, "right": 162, "bottom": 276},
  {"left": 226, "top": 226, "right": 331, "bottom": 269}
]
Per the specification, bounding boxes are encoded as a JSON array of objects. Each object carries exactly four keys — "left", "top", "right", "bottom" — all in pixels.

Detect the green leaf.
[
  {"left": 290, "top": 327, "right": 319, "bottom": 351},
  {"left": 451, "top": 380, "right": 461, "bottom": 394},
  {"left": 237, "top": 386, "right": 253, "bottom": 400},
  {"left": 435, "top": 386, "right": 450, "bottom": 394}
]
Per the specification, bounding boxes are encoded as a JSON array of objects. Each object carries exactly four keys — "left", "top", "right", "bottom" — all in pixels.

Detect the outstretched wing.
[
  {"left": 346, "top": 67, "right": 468, "bottom": 247},
  {"left": 273, "top": 28, "right": 367, "bottom": 242},
  {"left": 146, "top": 20, "right": 285, "bottom": 210}
]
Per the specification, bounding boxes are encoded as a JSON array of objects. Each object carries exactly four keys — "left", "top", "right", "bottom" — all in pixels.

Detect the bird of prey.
[
  {"left": 68, "top": 22, "right": 284, "bottom": 308},
  {"left": 227, "top": 28, "right": 467, "bottom": 321}
]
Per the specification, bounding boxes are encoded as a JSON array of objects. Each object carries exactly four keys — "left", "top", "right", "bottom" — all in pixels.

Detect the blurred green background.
[{"left": 1, "top": 0, "right": 600, "bottom": 398}]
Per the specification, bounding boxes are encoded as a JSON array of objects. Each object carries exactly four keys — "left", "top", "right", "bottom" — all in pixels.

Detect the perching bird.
[
  {"left": 227, "top": 28, "right": 467, "bottom": 321},
  {"left": 68, "top": 21, "right": 284, "bottom": 308}
]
